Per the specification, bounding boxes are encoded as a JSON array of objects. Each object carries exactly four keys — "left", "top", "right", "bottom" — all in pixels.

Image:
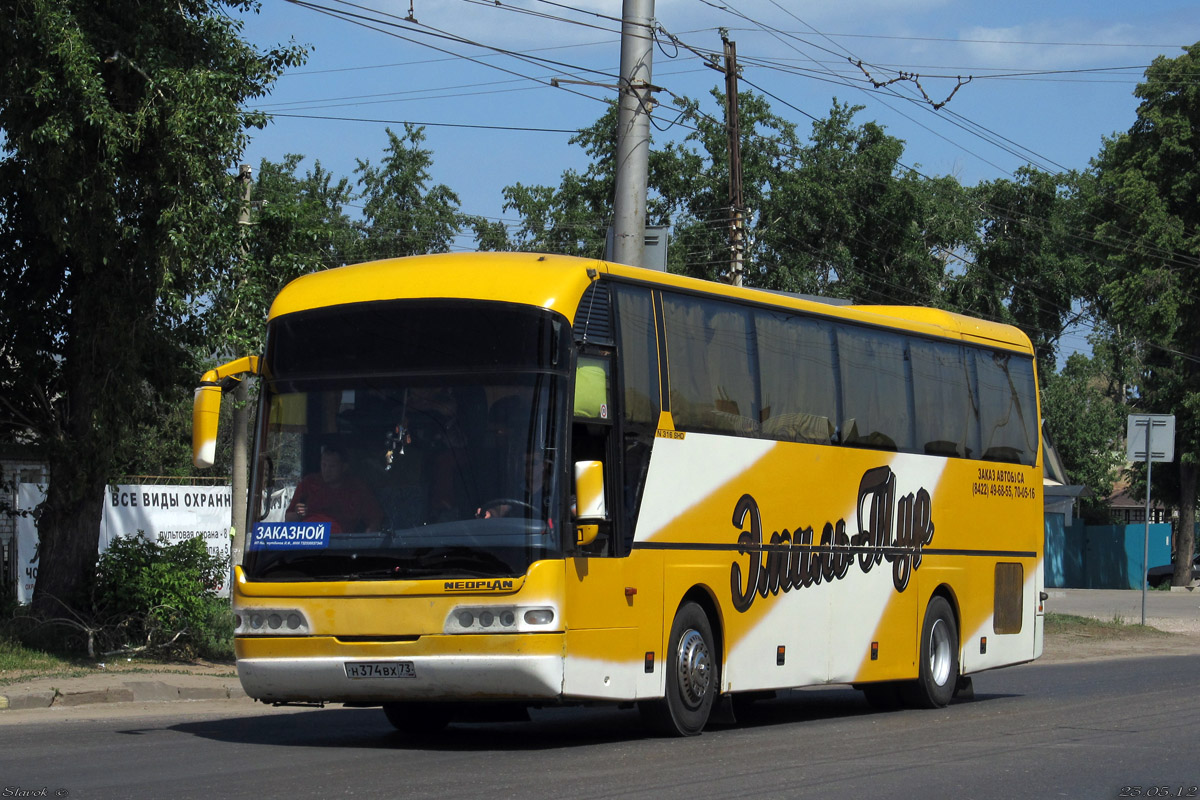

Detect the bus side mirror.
[
  {"left": 574, "top": 460, "right": 607, "bottom": 546},
  {"left": 192, "top": 356, "right": 260, "bottom": 468},
  {"left": 193, "top": 384, "right": 223, "bottom": 468}
]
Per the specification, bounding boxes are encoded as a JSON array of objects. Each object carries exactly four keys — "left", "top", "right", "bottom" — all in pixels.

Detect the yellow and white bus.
[{"left": 194, "top": 251, "right": 1044, "bottom": 736}]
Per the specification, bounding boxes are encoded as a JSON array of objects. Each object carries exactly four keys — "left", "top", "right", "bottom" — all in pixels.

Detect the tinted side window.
[
  {"left": 837, "top": 326, "right": 913, "bottom": 451},
  {"left": 613, "top": 285, "right": 660, "bottom": 425},
  {"left": 976, "top": 351, "right": 1039, "bottom": 465},
  {"left": 613, "top": 284, "right": 660, "bottom": 548},
  {"left": 662, "top": 293, "right": 760, "bottom": 436},
  {"left": 755, "top": 310, "right": 838, "bottom": 444},
  {"left": 910, "top": 339, "right": 981, "bottom": 458}
]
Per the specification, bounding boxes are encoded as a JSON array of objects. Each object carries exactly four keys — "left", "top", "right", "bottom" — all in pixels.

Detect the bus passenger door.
[{"left": 563, "top": 348, "right": 662, "bottom": 700}]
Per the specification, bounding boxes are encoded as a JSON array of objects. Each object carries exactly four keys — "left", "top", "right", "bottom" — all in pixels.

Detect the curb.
[{"left": 1, "top": 680, "right": 247, "bottom": 711}]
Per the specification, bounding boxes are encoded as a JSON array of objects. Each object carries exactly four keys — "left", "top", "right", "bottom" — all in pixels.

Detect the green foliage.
[
  {"left": 656, "top": 90, "right": 802, "bottom": 284},
  {"left": 109, "top": 385, "right": 198, "bottom": 479},
  {"left": 93, "top": 536, "right": 231, "bottom": 659},
  {"left": 0, "top": 0, "right": 304, "bottom": 613},
  {"left": 353, "top": 125, "right": 467, "bottom": 262},
  {"left": 491, "top": 103, "right": 621, "bottom": 257},
  {"left": 951, "top": 167, "right": 1088, "bottom": 369},
  {"left": 496, "top": 94, "right": 977, "bottom": 306},
  {"left": 208, "top": 155, "right": 358, "bottom": 359},
  {"left": 750, "top": 100, "right": 973, "bottom": 303},
  {"left": 1084, "top": 42, "right": 1200, "bottom": 581},
  {"left": 1042, "top": 352, "right": 1127, "bottom": 522},
  {"left": 0, "top": 635, "right": 76, "bottom": 676}
]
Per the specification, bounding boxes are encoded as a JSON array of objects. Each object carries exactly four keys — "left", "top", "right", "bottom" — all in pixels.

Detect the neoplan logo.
[
  {"left": 444, "top": 579, "right": 515, "bottom": 592},
  {"left": 730, "top": 465, "right": 934, "bottom": 613}
]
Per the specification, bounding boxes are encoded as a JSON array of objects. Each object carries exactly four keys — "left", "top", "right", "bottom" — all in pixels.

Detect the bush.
[
  {"left": 92, "top": 535, "right": 233, "bottom": 660},
  {"left": 189, "top": 595, "right": 236, "bottom": 661}
]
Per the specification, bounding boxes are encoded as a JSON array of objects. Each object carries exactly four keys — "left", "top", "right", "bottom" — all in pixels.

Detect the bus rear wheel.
[
  {"left": 902, "top": 595, "right": 959, "bottom": 709},
  {"left": 382, "top": 702, "right": 455, "bottom": 734},
  {"left": 639, "top": 601, "right": 717, "bottom": 736}
]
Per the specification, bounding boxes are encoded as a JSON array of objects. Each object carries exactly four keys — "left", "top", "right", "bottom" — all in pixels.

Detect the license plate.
[{"left": 344, "top": 661, "right": 416, "bottom": 679}]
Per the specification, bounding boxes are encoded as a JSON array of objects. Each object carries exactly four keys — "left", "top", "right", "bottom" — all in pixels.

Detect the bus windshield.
[{"left": 244, "top": 301, "right": 569, "bottom": 582}]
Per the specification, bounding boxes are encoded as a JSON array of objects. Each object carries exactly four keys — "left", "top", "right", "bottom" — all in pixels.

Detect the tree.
[
  {"left": 1085, "top": 42, "right": 1200, "bottom": 586},
  {"left": 753, "top": 102, "right": 975, "bottom": 304},
  {"left": 214, "top": 156, "right": 358, "bottom": 356},
  {"left": 496, "top": 94, "right": 975, "bottom": 301},
  {"left": 950, "top": 167, "right": 1088, "bottom": 370},
  {"left": 655, "top": 91, "right": 803, "bottom": 285},
  {"left": 492, "top": 103, "right": 621, "bottom": 257},
  {"left": 1042, "top": 352, "right": 1127, "bottom": 522},
  {"left": 353, "top": 125, "right": 466, "bottom": 262},
  {"left": 0, "top": 1, "right": 302, "bottom": 616}
]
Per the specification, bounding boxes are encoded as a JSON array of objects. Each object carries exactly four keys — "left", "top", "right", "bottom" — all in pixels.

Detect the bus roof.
[
  {"left": 600, "top": 262, "right": 1035, "bottom": 355},
  {"left": 267, "top": 251, "right": 603, "bottom": 323},
  {"left": 268, "top": 252, "right": 1034, "bottom": 356}
]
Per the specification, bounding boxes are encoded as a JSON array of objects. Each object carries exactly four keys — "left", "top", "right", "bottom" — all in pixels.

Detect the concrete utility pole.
[
  {"left": 611, "top": 0, "right": 655, "bottom": 268},
  {"left": 230, "top": 164, "right": 253, "bottom": 569}
]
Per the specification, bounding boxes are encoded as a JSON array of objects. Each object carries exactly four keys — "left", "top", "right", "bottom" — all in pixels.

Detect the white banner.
[
  {"left": 15, "top": 483, "right": 233, "bottom": 604},
  {"left": 15, "top": 483, "right": 44, "bottom": 605}
]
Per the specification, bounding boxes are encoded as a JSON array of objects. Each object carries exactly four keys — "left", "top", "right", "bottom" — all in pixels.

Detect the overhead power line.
[{"left": 263, "top": 112, "right": 582, "bottom": 133}]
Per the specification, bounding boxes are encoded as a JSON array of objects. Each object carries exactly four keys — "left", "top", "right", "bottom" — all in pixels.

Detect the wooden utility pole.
[
  {"left": 723, "top": 36, "right": 745, "bottom": 286},
  {"left": 230, "top": 164, "right": 253, "bottom": 569}
]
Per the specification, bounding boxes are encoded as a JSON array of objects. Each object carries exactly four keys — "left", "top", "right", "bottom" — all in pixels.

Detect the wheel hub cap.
[
  {"left": 929, "top": 618, "right": 952, "bottom": 686},
  {"left": 676, "top": 629, "right": 712, "bottom": 708}
]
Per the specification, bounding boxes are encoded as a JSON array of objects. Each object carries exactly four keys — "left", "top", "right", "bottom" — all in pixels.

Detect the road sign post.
[{"left": 1126, "top": 414, "right": 1175, "bottom": 625}]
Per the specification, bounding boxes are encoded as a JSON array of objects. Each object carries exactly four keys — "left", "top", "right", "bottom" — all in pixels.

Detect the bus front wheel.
[
  {"left": 639, "top": 601, "right": 717, "bottom": 736},
  {"left": 902, "top": 595, "right": 959, "bottom": 709}
]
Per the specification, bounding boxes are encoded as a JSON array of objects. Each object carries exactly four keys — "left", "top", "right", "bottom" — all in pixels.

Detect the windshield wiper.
[
  {"left": 253, "top": 553, "right": 414, "bottom": 581},
  {"left": 413, "top": 547, "right": 515, "bottom": 576},
  {"left": 347, "top": 565, "right": 412, "bottom": 580},
  {"left": 250, "top": 548, "right": 516, "bottom": 581}
]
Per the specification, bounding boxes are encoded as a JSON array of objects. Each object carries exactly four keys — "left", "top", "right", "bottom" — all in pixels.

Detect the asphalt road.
[{"left": 3, "top": 655, "right": 1197, "bottom": 800}]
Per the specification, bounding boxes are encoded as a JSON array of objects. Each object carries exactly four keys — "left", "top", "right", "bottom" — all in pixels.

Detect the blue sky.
[{"left": 236, "top": 0, "right": 1200, "bottom": 358}]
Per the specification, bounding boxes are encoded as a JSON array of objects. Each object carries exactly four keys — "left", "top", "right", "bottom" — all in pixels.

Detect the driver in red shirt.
[{"left": 286, "top": 446, "right": 384, "bottom": 534}]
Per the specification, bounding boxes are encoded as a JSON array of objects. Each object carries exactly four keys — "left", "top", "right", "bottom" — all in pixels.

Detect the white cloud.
[{"left": 957, "top": 19, "right": 1181, "bottom": 70}]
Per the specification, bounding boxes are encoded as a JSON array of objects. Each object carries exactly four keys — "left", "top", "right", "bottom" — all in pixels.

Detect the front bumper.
[{"left": 236, "top": 635, "right": 565, "bottom": 703}]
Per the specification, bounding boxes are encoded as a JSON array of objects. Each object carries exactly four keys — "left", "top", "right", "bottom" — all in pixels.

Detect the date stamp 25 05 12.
[{"left": 1119, "top": 788, "right": 1198, "bottom": 798}]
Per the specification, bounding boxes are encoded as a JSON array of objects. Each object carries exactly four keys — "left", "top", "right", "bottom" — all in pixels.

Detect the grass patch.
[
  {"left": 1044, "top": 612, "right": 1174, "bottom": 640},
  {"left": 0, "top": 636, "right": 74, "bottom": 673},
  {"left": 0, "top": 637, "right": 93, "bottom": 686},
  {"left": 0, "top": 635, "right": 234, "bottom": 687}
]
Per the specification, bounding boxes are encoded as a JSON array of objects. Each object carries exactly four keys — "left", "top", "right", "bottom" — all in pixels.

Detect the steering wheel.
[{"left": 477, "top": 498, "right": 534, "bottom": 518}]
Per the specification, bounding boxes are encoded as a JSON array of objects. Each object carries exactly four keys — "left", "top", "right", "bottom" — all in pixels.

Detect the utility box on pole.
[{"left": 605, "top": 225, "right": 668, "bottom": 270}]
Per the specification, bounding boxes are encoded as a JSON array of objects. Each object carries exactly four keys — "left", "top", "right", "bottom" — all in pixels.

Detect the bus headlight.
[
  {"left": 445, "top": 605, "right": 556, "bottom": 634},
  {"left": 523, "top": 608, "right": 553, "bottom": 626},
  {"left": 235, "top": 607, "right": 310, "bottom": 635}
]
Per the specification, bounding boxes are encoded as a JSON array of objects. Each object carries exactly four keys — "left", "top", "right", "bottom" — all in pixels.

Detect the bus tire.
[
  {"left": 639, "top": 601, "right": 717, "bottom": 736},
  {"left": 382, "top": 702, "right": 455, "bottom": 734},
  {"left": 902, "top": 595, "right": 959, "bottom": 709}
]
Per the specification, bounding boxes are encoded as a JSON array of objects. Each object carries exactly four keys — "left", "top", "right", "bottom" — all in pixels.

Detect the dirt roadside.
[
  {"left": 1040, "top": 617, "right": 1200, "bottom": 663},
  {"left": 1041, "top": 623, "right": 1200, "bottom": 662},
  {"left": 0, "top": 657, "right": 236, "bottom": 687}
]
